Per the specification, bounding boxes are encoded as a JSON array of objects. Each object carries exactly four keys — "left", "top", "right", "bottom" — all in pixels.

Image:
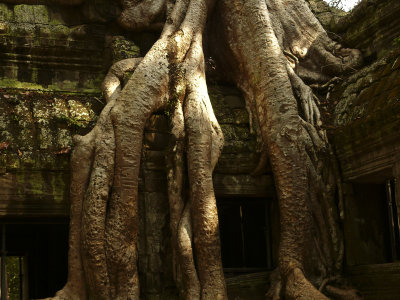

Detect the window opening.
[
  {"left": 386, "top": 179, "right": 400, "bottom": 260},
  {"left": 1, "top": 224, "right": 5, "bottom": 300},
  {"left": 217, "top": 197, "right": 274, "bottom": 274},
  {"left": 0, "top": 225, "right": 26, "bottom": 300},
  {"left": 0, "top": 222, "right": 68, "bottom": 299},
  {"left": 3, "top": 256, "right": 25, "bottom": 300},
  {"left": 346, "top": 179, "right": 400, "bottom": 265}
]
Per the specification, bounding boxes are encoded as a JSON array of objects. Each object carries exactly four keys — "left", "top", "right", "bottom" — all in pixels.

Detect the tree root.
[
  {"left": 251, "top": 150, "right": 269, "bottom": 176},
  {"left": 285, "top": 268, "right": 329, "bottom": 300},
  {"left": 166, "top": 101, "right": 201, "bottom": 299},
  {"left": 265, "top": 269, "right": 282, "bottom": 300},
  {"left": 287, "top": 64, "right": 321, "bottom": 127},
  {"left": 219, "top": 1, "right": 361, "bottom": 300},
  {"left": 43, "top": 0, "right": 364, "bottom": 299},
  {"left": 102, "top": 58, "right": 143, "bottom": 103},
  {"left": 118, "top": 0, "right": 167, "bottom": 31},
  {"left": 177, "top": 202, "right": 200, "bottom": 300},
  {"left": 325, "top": 285, "right": 362, "bottom": 300},
  {"left": 81, "top": 104, "right": 115, "bottom": 299}
]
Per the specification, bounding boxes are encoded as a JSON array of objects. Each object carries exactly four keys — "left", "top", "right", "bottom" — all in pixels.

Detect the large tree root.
[
  {"left": 45, "top": 0, "right": 228, "bottom": 299},
  {"left": 43, "top": 0, "right": 364, "bottom": 299},
  {"left": 216, "top": 0, "right": 362, "bottom": 299},
  {"left": 285, "top": 268, "right": 329, "bottom": 300},
  {"left": 118, "top": 0, "right": 167, "bottom": 31},
  {"left": 324, "top": 285, "right": 362, "bottom": 300}
]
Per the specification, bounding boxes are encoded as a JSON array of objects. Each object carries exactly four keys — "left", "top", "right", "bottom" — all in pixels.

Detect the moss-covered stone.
[
  {"left": 0, "top": 89, "right": 102, "bottom": 172},
  {"left": 332, "top": 0, "right": 400, "bottom": 58},
  {"left": 33, "top": 5, "right": 49, "bottom": 24},
  {"left": 0, "top": 2, "right": 107, "bottom": 93},
  {"left": 50, "top": 24, "right": 70, "bottom": 38},
  {"left": 0, "top": 4, "right": 13, "bottom": 22},
  {"left": 14, "top": 5, "right": 35, "bottom": 23},
  {"left": 111, "top": 36, "right": 141, "bottom": 63}
]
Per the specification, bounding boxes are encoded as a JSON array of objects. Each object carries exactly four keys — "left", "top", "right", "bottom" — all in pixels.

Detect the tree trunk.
[
  {"left": 42, "top": 0, "right": 364, "bottom": 299},
  {"left": 214, "top": 0, "right": 361, "bottom": 298}
]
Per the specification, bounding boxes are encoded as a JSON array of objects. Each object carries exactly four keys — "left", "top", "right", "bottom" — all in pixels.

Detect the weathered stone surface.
[
  {"left": 331, "top": 0, "right": 400, "bottom": 59},
  {"left": 213, "top": 174, "right": 275, "bottom": 197},
  {"left": 0, "top": 89, "right": 102, "bottom": 215},
  {"left": 327, "top": 6, "right": 400, "bottom": 299},
  {"left": 306, "top": 0, "right": 346, "bottom": 30},
  {"left": 226, "top": 271, "right": 270, "bottom": 300},
  {"left": 345, "top": 263, "right": 400, "bottom": 300},
  {"left": 332, "top": 49, "right": 400, "bottom": 180},
  {"left": 0, "top": 2, "right": 131, "bottom": 92}
]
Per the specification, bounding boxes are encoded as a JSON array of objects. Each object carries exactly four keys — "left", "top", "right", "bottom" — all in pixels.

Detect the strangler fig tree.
[{"left": 7, "top": 0, "right": 363, "bottom": 299}]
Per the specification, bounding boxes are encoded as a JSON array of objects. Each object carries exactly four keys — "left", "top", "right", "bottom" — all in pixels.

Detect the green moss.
[
  {"left": 13, "top": 170, "right": 67, "bottom": 203},
  {"left": 31, "top": 68, "right": 38, "bottom": 83},
  {"left": 0, "top": 4, "right": 13, "bottom": 22},
  {"left": 15, "top": 172, "right": 25, "bottom": 196},
  {"left": 0, "top": 78, "right": 44, "bottom": 90},
  {"left": 48, "top": 80, "right": 76, "bottom": 91},
  {"left": 334, "top": 103, "right": 400, "bottom": 153},
  {"left": 57, "top": 114, "right": 86, "bottom": 128},
  {"left": 0, "top": 22, "right": 7, "bottom": 34},
  {"left": 111, "top": 37, "right": 141, "bottom": 63},
  {"left": 50, "top": 24, "right": 70, "bottom": 38},
  {"left": 81, "top": 74, "right": 104, "bottom": 93},
  {"left": 29, "top": 172, "right": 44, "bottom": 195},
  {"left": 11, "top": 113, "right": 18, "bottom": 122},
  {"left": 165, "top": 90, "right": 183, "bottom": 118},
  {"left": 0, "top": 76, "right": 102, "bottom": 93},
  {"left": 33, "top": 5, "right": 49, "bottom": 24},
  {"left": 5, "top": 155, "right": 20, "bottom": 171},
  {"left": 14, "top": 5, "right": 35, "bottom": 24},
  {"left": 393, "top": 36, "right": 400, "bottom": 47},
  {"left": 122, "top": 71, "right": 134, "bottom": 86},
  {"left": 48, "top": 18, "right": 64, "bottom": 26},
  {"left": 235, "top": 126, "right": 251, "bottom": 140}
]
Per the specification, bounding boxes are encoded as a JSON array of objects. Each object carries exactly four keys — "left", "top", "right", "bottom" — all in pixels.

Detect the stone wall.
[
  {"left": 0, "top": 1, "right": 147, "bottom": 92},
  {"left": 0, "top": 89, "right": 101, "bottom": 216},
  {"left": 333, "top": 48, "right": 400, "bottom": 180},
  {"left": 308, "top": 0, "right": 400, "bottom": 60},
  {"left": 306, "top": 0, "right": 346, "bottom": 30},
  {"left": 331, "top": 48, "right": 400, "bottom": 300},
  {"left": 331, "top": 0, "right": 400, "bottom": 59},
  {"left": 330, "top": 2, "right": 400, "bottom": 298}
]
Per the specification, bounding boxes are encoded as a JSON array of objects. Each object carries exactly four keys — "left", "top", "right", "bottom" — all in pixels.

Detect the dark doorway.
[
  {"left": 217, "top": 197, "right": 273, "bottom": 273},
  {"left": 0, "top": 221, "right": 69, "bottom": 299},
  {"left": 345, "top": 180, "right": 400, "bottom": 265},
  {"left": 386, "top": 179, "right": 400, "bottom": 261}
]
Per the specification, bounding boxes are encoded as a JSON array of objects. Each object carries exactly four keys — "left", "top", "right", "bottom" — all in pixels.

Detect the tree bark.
[
  {"left": 214, "top": 0, "right": 361, "bottom": 298},
  {"left": 39, "top": 0, "right": 363, "bottom": 299}
]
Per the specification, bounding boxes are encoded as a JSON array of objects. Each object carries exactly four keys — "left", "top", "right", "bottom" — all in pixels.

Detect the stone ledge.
[{"left": 346, "top": 263, "right": 400, "bottom": 300}]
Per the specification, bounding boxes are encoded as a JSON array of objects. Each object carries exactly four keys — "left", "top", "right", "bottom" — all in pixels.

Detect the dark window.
[
  {"left": 386, "top": 179, "right": 400, "bottom": 260},
  {"left": 0, "top": 222, "right": 68, "bottom": 299},
  {"left": 0, "top": 256, "right": 26, "bottom": 300},
  {"left": 217, "top": 198, "right": 274, "bottom": 273},
  {"left": 345, "top": 179, "right": 400, "bottom": 265}
]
